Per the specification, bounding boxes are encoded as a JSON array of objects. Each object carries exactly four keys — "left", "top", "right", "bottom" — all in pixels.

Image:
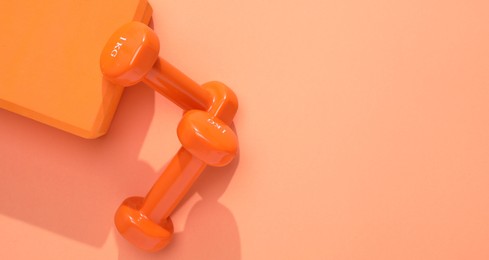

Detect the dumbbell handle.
[
  {"left": 143, "top": 58, "right": 214, "bottom": 111},
  {"left": 141, "top": 147, "right": 205, "bottom": 222},
  {"left": 139, "top": 84, "right": 236, "bottom": 222}
]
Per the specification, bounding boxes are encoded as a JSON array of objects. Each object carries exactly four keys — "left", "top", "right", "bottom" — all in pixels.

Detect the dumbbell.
[{"left": 100, "top": 22, "right": 239, "bottom": 251}]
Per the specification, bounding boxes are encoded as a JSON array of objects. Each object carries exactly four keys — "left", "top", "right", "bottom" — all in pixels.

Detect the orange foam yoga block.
[{"left": 0, "top": 0, "right": 152, "bottom": 138}]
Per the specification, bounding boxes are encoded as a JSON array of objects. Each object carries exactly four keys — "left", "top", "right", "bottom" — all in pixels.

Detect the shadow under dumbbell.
[{"left": 0, "top": 85, "right": 158, "bottom": 247}]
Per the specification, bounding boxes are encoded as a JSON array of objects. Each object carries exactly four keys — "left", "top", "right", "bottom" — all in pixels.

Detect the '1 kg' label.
[
  {"left": 111, "top": 36, "right": 127, "bottom": 57},
  {"left": 208, "top": 118, "right": 227, "bottom": 134}
]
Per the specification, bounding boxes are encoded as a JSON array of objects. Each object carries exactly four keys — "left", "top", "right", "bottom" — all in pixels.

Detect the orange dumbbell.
[{"left": 100, "top": 22, "right": 239, "bottom": 252}]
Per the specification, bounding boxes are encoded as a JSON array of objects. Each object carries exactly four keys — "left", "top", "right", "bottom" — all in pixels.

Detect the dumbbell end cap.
[
  {"left": 178, "top": 110, "right": 238, "bottom": 167},
  {"left": 100, "top": 21, "right": 160, "bottom": 86},
  {"left": 115, "top": 197, "right": 174, "bottom": 252}
]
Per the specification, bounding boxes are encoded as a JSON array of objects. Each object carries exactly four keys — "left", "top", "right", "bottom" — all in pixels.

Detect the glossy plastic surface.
[
  {"left": 101, "top": 22, "right": 239, "bottom": 252},
  {"left": 101, "top": 22, "right": 214, "bottom": 111},
  {"left": 100, "top": 22, "right": 160, "bottom": 86},
  {"left": 0, "top": 0, "right": 153, "bottom": 138}
]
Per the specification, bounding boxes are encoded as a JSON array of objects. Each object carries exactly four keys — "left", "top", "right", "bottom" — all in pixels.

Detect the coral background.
[{"left": 0, "top": 1, "right": 488, "bottom": 259}]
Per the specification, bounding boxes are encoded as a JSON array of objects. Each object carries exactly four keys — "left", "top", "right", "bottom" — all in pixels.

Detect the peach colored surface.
[{"left": 1, "top": 1, "right": 488, "bottom": 259}]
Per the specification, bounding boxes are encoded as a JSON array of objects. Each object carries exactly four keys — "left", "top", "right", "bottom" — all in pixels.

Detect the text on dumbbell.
[
  {"left": 110, "top": 36, "right": 127, "bottom": 57},
  {"left": 207, "top": 118, "right": 227, "bottom": 134}
]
